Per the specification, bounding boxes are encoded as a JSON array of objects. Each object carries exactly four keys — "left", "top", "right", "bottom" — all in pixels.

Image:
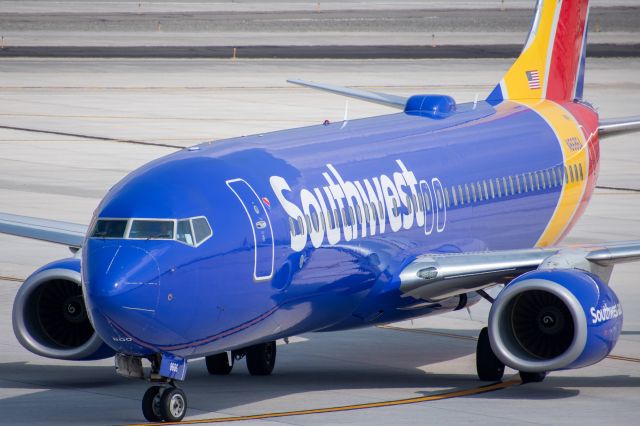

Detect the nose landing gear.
[
  {"left": 115, "top": 353, "right": 189, "bottom": 422},
  {"left": 142, "top": 384, "right": 187, "bottom": 422}
]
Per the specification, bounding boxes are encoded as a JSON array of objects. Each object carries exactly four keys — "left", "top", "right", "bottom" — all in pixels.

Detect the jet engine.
[
  {"left": 12, "top": 258, "right": 113, "bottom": 360},
  {"left": 489, "top": 269, "right": 622, "bottom": 373}
]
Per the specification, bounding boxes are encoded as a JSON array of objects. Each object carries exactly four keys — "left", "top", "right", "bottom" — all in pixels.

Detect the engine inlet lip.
[
  {"left": 12, "top": 268, "right": 105, "bottom": 360},
  {"left": 488, "top": 278, "right": 587, "bottom": 372}
]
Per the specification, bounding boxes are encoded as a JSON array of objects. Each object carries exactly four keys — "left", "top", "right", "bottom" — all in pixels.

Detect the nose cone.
[{"left": 83, "top": 241, "right": 161, "bottom": 355}]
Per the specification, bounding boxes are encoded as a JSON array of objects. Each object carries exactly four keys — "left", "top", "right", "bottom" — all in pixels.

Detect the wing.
[
  {"left": 287, "top": 79, "right": 407, "bottom": 109},
  {"left": 598, "top": 115, "right": 640, "bottom": 138},
  {"left": 0, "top": 212, "right": 87, "bottom": 248},
  {"left": 399, "top": 241, "right": 640, "bottom": 301}
]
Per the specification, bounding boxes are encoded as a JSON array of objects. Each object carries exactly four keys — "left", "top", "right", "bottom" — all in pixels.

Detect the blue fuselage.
[{"left": 82, "top": 100, "right": 597, "bottom": 359}]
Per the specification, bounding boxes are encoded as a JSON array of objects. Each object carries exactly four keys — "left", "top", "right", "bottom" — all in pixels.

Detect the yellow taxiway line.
[{"left": 131, "top": 377, "right": 522, "bottom": 426}]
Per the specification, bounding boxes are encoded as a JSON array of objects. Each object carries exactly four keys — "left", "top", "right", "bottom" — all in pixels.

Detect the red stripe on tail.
[{"left": 545, "top": 0, "right": 590, "bottom": 101}]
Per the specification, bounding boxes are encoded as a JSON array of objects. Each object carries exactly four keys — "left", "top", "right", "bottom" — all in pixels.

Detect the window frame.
[
  {"left": 93, "top": 215, "right": 214, "bottom": 247},
  {"left": 185, "top": 216, "right": 213, "bottom": 247},
  {"left": 90, "top": 218, "right": 130, "bottom": 239},
  {"left": 127, "top": 218, "right": 177, "bottom": 241}
]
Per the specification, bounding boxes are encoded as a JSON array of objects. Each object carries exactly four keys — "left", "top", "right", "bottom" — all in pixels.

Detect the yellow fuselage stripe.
[{"left": 516, "top": 99, "right": 588, "bottom": 247}]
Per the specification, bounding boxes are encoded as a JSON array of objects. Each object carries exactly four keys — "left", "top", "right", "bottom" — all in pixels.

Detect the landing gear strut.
[{"left": 476, "top": 327, "right": 505, "bottom": 381}]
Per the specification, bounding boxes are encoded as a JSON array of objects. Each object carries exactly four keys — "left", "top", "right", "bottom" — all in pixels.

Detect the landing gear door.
[{"left": 226, "top": 178, "right": 274, "bottom": 281}]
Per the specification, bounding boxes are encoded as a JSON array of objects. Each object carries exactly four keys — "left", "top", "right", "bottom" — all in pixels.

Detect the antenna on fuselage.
[{"left": 341, "top": 100, "right": 349, "bottom": 129}]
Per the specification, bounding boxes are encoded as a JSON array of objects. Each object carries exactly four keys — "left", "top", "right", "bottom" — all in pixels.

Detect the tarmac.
[
  {"left": 0, "top": 2, "right": 639, "bottom": 425},
  {"left": 0, "top": 56, "right": 639, "bottom": 426}
]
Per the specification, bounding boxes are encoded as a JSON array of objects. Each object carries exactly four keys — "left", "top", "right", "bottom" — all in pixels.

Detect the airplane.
[{"left": 2, "top": 0, "right": 640, "bottom": 422}]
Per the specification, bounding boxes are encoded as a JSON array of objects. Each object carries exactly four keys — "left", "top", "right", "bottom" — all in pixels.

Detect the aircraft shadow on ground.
[{"left": 0, "top": 326, "right": 635, "bottom": 424}]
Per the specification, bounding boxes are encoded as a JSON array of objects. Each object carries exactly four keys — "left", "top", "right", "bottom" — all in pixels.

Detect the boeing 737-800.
[{"left": 2, "top": 0, "right": 640, "bottom": 422}]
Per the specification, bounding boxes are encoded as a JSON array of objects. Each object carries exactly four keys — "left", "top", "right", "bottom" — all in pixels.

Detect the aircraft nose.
[{"left": 83, "top": 242, "right": 161, "bottom": 354}]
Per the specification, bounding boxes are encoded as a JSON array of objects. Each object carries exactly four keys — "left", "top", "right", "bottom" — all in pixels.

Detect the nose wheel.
[{"left": 142, "top": 384, "right": 187, "bottom": 422}]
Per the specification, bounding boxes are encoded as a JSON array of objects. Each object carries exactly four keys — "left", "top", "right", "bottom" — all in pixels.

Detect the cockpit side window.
[
  {"left": 191, "top": 217, "right": 212, "bottom": 245},
  {"left": 129, "top": 220, "right": 174, "bottom": 239},
  {"left": 91, "top": 219, "right": 128, "bottom": 238},
  {"left": 176, "top": 219, "right": 194, "bottom": 245}
]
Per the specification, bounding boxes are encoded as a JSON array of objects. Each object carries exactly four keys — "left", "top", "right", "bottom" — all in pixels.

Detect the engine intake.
[
  {"left": 12, "top": 258, "right": 113, "bottom": 360},
  {"left": 489, "top": 269, "right": 622, "bottom": 372}
]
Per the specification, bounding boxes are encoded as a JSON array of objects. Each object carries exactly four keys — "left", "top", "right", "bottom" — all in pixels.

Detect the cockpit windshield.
[
  {"left": 90, "top": 216, "right": 212, "bottom": 247},
  {"left": 129, "top": 220, "right": 174, "bottom": 239},
  {"left": 91, "top": 219, "right": 127, "bottom": 238}
]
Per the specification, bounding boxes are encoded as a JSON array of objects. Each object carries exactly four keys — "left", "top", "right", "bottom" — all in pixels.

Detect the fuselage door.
[{"left": 226, "top": 178, "right": 274, "bottom": 281}]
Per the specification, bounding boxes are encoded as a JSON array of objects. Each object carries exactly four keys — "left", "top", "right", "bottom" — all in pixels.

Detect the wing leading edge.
[
  {"left": 287, "top": 79, "right": 408, "bottom": 109},
  {"left": 0, "top": 212, "right": 86, "bottom": 248},
  {"left": 400, "top": 241, "right": 640, "bottom": 302}
]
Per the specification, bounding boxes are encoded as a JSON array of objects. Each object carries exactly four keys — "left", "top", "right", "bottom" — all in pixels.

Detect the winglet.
[{"left": 287, "top": 79, "right": 407, "bottom": 109}]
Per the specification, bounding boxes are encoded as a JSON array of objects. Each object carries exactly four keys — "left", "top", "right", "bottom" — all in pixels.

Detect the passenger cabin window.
[
  {"left": 129, "top": 220, "right": 174, "bottom": 239},
  {"left": 91, "top": 219, "right": 128, "bottom": 238}
]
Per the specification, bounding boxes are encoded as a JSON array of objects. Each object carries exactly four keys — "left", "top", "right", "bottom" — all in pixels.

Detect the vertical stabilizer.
[{"left": 487, "top": 0, "right": 590, "bottom": 103}]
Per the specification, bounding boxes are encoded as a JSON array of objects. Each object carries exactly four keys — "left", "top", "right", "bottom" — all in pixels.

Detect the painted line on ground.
[
  {"left": 0, "top": 275, "right": 24, "bottom": 283},
  {"left": 130, "top": 377, "right": 521, "bottom": 426}
]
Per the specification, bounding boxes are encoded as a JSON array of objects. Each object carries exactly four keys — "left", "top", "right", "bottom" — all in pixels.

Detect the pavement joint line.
[
  {"left": 595, "top": 185, "right": 640, "bottom": 193},
  {"left": 128, "top": 377, "right": 521, "bottom": 426},
  {"left": 379, "top": 325, "right": 640, "bottom": 363},
  {"left": 0, "top": 125, "right": 183, "bottom": 149},
  {"left": 1, "top": 44, "right": 640, "bottom": 59}
]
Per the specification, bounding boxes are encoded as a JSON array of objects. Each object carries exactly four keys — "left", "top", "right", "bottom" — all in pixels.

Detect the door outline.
[{"left": 226, "top": 178, "right": 275, "bottom": 281}]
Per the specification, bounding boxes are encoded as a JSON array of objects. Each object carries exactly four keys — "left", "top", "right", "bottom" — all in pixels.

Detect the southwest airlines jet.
[{"left": 2, "top": 0, "right": 640, "bottom": 422}]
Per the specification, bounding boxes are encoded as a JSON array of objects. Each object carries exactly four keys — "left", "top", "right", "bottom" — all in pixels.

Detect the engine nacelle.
[
  {"left": 489, "top": 269, "right": 622, "bottom": 372},
  {"left": 12, "top": 258, "right": 114, "bottom": 360}
]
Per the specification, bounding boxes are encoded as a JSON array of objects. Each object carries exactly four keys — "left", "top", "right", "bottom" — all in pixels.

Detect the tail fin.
[{"left": 487, "top": 0, "right": 590, "bottom": 103}]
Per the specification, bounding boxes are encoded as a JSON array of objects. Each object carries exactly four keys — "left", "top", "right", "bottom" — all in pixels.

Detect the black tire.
[
  {"left": 520, "top": 371, "right": 547, "bottom": 383},
  {"left": 159, "top": 387, "right": 188, "bottom": 422},
  {"left": 246, "top": 341, "right": 277, "bottom": 376},
  {"left": 206, "top": 352, "right": 234, "bottom": 375},
  {"left": 142, "top": 386, "right": 162, "bottom": 422},
  {"left": 476, "top": 327, "right": 505, "bottom": 381}
]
